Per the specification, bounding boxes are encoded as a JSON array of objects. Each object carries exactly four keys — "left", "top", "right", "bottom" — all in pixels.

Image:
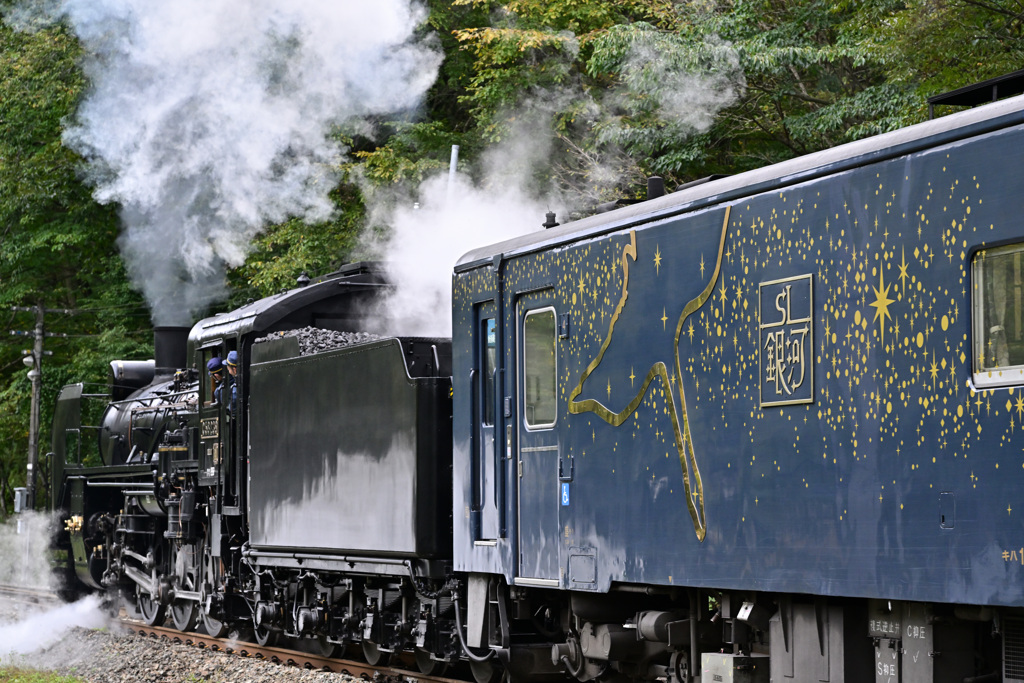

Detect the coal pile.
[{"left": 254, "top": 327, "right": 382, "bottom": 356}]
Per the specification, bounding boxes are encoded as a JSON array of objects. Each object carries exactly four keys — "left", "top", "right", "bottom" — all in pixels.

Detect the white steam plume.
[
  {"left": 361, "top": 172, "right": 551, "bottom": 338},
  {"left": 0, "top": 513, "right": 110, "bottom": 660},
  {"left": 6, "top": 0, "right": 441, "bottom": 325},
  {"left": 0, "top": 511, "right": 57, "bottom": 591},
  {"left": 0, "top": 596, "right": 107, "bottom": 659},
  {"left": 360, "top": 32, "right": 742, "bottom": 339}
]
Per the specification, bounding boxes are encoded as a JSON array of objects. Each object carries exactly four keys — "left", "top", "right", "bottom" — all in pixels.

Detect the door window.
[{"left": 523, "top": 308, "right": 557, "bottom": 429}]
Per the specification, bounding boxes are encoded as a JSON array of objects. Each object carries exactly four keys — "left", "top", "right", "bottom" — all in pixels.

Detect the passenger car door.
[{"left": 515, "top": 294, "right": 561, "bottom": 585}]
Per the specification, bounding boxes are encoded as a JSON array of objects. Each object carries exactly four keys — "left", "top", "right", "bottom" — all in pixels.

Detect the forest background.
[{"left": 0, "top": 0, "right": 1021, "bottom": 514}]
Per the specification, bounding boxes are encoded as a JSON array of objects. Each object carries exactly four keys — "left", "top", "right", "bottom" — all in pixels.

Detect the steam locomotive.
[{"left": 51, "top": 86, "right": 1024, "bottom": 683}]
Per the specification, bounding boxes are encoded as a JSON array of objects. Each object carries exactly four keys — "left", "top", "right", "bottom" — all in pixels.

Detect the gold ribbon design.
[{"left": 568, "top": 207, "right": 731, "bottom": 542}]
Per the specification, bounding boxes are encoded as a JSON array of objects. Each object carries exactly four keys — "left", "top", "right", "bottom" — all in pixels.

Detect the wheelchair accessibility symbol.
[{"left": 561, "top": 483, "right": 570, "bottom": 506}]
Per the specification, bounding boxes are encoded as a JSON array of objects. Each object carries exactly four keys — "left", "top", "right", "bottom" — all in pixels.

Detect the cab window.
[{"left": 202, "top": 348, "right": 223, "bottom": 405}]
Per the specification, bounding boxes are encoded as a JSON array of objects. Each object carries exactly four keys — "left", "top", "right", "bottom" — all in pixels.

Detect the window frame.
[
  {"left": 972, "top": 243, "right": 1024, "bottom": 388},
  {"left": 521, "top": 306, "right": 558, "bottom": 430}
]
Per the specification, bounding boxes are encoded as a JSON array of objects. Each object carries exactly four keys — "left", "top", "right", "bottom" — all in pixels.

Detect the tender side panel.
[{"left": 248, "top": 338, "right": 452, "bottom": 558}]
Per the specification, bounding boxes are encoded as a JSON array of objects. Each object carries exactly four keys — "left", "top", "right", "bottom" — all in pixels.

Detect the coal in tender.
[{"left": 254, "top": 327, "right": 382, "bottom": 356}]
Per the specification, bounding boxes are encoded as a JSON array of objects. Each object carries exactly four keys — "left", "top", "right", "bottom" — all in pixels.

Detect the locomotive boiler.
[{"left": 50, "top": 80, "right": 1024, "bottom": 683}]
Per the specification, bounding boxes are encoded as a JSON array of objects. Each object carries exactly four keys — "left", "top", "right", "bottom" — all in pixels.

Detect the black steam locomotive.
[{"left": 51, "top": 87, "right": 1024, "bottom": 683}]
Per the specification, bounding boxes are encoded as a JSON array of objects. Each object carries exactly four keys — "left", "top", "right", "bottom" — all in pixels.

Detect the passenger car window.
[
  {"left": 973, "top": 243, "right": 1024, "bottom": 387},
  {"left": 483, "top": 318, "right": 496, "bottom": 426},
  {"left": 523, "top": 308, "right": 556, "bottom": 428}
]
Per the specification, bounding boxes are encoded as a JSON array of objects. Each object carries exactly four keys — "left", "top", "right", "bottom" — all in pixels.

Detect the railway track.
[
  {"left": 0, "top": 582, "right": 61, "bottom": 608},
  {"left": 122, "top": 619, "right": 472, "bottom": 683}
]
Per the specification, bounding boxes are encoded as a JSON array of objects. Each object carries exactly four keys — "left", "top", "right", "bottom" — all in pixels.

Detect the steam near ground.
[{"left": 0, "top": 512, "right": 109, "bottom": 662}]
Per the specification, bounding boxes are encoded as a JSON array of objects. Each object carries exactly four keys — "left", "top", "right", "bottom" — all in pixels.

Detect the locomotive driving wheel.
[
  {"left": 170, "top": 545, "right": 199, "bottom": 631},
  {"left": 254, "top": 622, "right": 279, "bottom": 647},
  {"left": 198, "top": 537, "right": 229, "bottom": 637},
  {"left": 135, "top": 583, "right": 165, "bottom": 627},
  {"left": 201, "top": 610, "right": 229, "bottom": 638},
  {"left": 169, "top": 573, "right": 198, "bottom": 632},
  {"left": 299, "top": 636, "right": 336, "bottom": 658}
]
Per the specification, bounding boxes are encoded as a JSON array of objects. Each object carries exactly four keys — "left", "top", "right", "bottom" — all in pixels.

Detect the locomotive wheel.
[
  {"left": 170, "top": 598, "right": 198, "bottom": 632},
  {"left": 470, "top": 657, "right": 503, "bottom": 683},
  {"left": 361, "top": 639, "right": 391, "bottom": 667},
  {"left": 136, "top": 586, "right": 165, "bottom": 627},
  {"left": 170, "top": 571, "right": 199, "bottom": 631},
  {"left": 254, "top": 623, "right": 279, "bottom": 647},
  {"left": 300, "top": 636, "right": 336, "bottom": 658},
  {"left": 415, "top": 647, "right": 448, "bottom": 676},
  {"left": 200, "top": 611, "right": 229, "bottom": 638}
]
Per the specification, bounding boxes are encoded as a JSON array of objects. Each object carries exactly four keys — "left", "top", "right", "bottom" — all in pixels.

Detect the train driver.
[
  {"left": 208, "top": 356, "right": 224, "bottom": 404},
  {"left": 224, "top": 350, "right": 238, "bottom": 416}
]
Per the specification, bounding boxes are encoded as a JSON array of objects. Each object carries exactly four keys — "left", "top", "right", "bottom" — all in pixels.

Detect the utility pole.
[{"left": 10, "top": 305, "right": 71, "bottom": 510}]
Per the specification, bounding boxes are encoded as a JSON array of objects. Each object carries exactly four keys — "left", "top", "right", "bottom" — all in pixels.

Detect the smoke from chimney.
[{"left": 6, "top": 0, "right": 442, "bottom": 325}]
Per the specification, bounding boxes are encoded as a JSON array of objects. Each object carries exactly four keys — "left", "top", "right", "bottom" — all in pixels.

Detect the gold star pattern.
[{"left": 869, "top": 266, "right": 895, "bottom": 346}]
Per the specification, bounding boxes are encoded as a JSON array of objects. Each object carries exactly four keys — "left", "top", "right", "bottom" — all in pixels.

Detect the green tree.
[{"left": 0, "top": 20, "right": 151, "bottom": 515}]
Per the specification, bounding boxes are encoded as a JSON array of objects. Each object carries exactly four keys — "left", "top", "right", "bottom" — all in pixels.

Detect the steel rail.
[
  {"left": 0, "top": 583, "right": 61, "bottom": 606},
  {"left": 122, "top": 619, "right": 471, "bottom": 683}
]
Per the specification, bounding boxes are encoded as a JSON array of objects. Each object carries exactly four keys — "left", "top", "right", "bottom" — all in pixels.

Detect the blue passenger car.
[{"left": 452, "top": 93, "right": 1024, "bottom": 682}]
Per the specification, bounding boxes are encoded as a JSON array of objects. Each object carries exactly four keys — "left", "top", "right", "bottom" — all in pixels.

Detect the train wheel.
[
  {"left": 170, "top": 571, "right": 199, "bottom": 631},
  {"left": 415, "top": 648, "right": 448, "bottom": 676},
  {"left": 300, "top": 636, "right": 336, "bottom": 658},
  {"left": 170, "top": 599, "right": 198, "bottom": 631},
  {"left": 361, "top": 640, "right": 391, "bottom": 667},
  {"left": 470, "top": 657, "right": 503, "bottom": 683},
  {"left": 201, "top": 611, "right": 229, "bottom": 638},
  {"left": 136, "top": 586, "right": 165, "bottom": 627},
  {"left": 254, "top": 623, "right": 279, "bottom": 647}
]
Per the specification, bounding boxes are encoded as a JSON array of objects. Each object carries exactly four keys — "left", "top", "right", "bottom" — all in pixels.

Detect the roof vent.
[
  {"left": 542, "top": 211, "right": 560, "bottom": 229},
  {"left": 647, "top": 176, "right": 665, "bottom": 200},
  {"left": 296, "top": 271, "right": 311, "bottom": 287}
]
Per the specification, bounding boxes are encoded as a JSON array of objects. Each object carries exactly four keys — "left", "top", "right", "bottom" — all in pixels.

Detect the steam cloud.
[
  {"left": 359, "top": 32, "right": 742, "bottom": 338},
  {"left": 0, "top": 511, "right": 57, "bottom": 591},
  {"left": 7, "top": 0, "right": 442, "bottom": 325},
  {"left": 0, "top": 512, "right": 109, "bottom": 660},
  {"left": 0, "top": 595, "right": 107, "bottom": 659},
  {"left": 360, "top": 168, "right": 557, "bottom": 338}
]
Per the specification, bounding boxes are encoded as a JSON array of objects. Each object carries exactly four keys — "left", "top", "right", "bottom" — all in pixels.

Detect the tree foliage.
[{"left": 0, "top": 20, "right": 151, "bottom": 516}]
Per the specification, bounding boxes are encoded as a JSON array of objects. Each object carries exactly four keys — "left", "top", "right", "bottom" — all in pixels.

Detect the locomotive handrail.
[
  {"left": 86, "top": 481, "right": 155, "bottom": 488},
  {"left": 129, "top": 400, "right": 196, "bottom": 413},
  {"left": 64, "top": 469, "right": 153, "bottom": 480}
]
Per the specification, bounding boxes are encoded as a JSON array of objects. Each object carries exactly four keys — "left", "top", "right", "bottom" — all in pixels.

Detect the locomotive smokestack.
[{"left": 154, "top": 326, "right": 190, "bottom": 374}]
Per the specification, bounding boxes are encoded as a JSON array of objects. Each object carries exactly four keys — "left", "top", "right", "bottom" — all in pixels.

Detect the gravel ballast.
[
  {"left": 45, "top": 627, "right": 358, "bottom": 683},
  {"left": 0, "top": 598, "right": 358, "bottom": 683}
]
